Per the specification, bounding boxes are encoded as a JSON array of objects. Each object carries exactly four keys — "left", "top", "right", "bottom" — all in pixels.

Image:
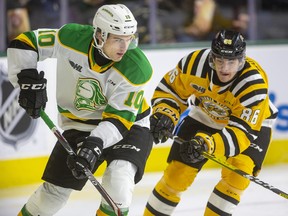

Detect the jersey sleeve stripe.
[
  {"left": 222, "top": 128, "right": 236, "bottom": 156},
  {"left": 181, "top": 52, "right": 193, "bottom": 75},
  {"left": 104, "top": 104, "right": 136, "bottom": 121},
  {"left": 18, "top": 32, "right": 38, "bottom": 50},
  {"left": 239, "top": 89, "right": 267, "bottom": 107},
  {"left": 218, "top": 131, "right": 230, "bottom": 156},
  {"left": 152, "top": 97, "right": 180, "bottom": 109},
  {"left": 230, "top": 69, "right": 257, "bottom": 89},
  {"left": 136, "top": 106, "right": 151, "bottom": 121},
  {"left": 228, "top": 117, "right": 257, "bottom": 140},
  {"left": 67, "top": 117, "right": 101, "bottom": 125},
  {"left": 188, "top": 95, "right": 201, "bottom": 106},
  {"left": 157, "top": 99, "right": 181, "bottom": 113},
  {"left": 191, "top": 49, "right": 207, "bottom": 76},
  {"left": 157, "top": 79, "right": 188, "bottom": 105},
  {"left": 103, "top": 105, "right": 136, "bottom": 129},
  {"left": 233, "top": 79, "right": 265, "bottom": 97},
  {"left": 225, "top": 127, "right": 240, "bottom": 155},
  {"left": 231, "top": 72, "right": 263, "bottom": 96},
  {"left": 268, "top": 100, "right": 278, "bottom": 119},
  {"left": 8, "top": 39, "right": 37, "bottom": 52},
  {"left": 102, "top": 118, "right": 129, "bottom": 137},
  {"left": 195, "top": 49, "right": 210, "bottom": 78}
]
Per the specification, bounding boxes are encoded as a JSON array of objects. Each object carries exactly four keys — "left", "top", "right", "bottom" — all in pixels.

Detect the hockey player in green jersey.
[
  {"left": 7, "top": 4, "right": 153, "bottom": 216},
  {"left": 143, "top": 30, "right": 278, "bottom": 215}
]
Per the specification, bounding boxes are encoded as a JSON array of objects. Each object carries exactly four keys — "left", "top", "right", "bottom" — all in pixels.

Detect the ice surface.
[{"left": 1, "top": 164, "right": 287, "bottom": 216}]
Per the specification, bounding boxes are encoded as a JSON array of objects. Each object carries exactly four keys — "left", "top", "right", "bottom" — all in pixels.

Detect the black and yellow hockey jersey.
[{"left": 151, "top": 48, "right": 278, "bottom": 157}]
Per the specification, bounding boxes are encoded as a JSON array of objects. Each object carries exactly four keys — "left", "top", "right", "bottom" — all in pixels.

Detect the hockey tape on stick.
[
  {"left": 40, "top": 109, "right": 123, "bottom": 216},
  {"left": 164, "top": 130, "right": 288, "bottom": 200}
]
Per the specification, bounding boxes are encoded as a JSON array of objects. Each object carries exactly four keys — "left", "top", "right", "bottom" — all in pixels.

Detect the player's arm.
[
  {"left": 152, "top": 49, "right": 210, "bottom": 124},
  {"left": 7, "top": 28, "right": 58, "bottom": 87},
  {"left": 150, "top": 60, "right": 195, "bottom": 143},
  {"left": 214, "top": 94, "right": 269, "bottom": 156},
  {"left": 180, "top": 91, "right": 270, "bottom": 164},
  {"left": 154, "top": 65, "right": 195, "bottom": 117},
  {"left": 7, "top": 28, "right": 59, "bottom": 118},
  {"left": 199, "top": 84, "right": 269, "bottom": 159}
]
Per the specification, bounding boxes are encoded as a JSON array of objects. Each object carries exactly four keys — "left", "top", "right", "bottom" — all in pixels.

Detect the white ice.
[{"left": 0, "top": 164, "right": 287, "bottom": 216}]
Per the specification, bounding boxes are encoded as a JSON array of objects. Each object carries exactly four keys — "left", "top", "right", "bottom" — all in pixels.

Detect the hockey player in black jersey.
[{"left": 144, "top": 30, "right": 278, "bottom": 215}]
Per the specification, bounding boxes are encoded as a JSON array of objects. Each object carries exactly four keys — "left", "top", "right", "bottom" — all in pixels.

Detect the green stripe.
[
  {"left": 20, "top": 205, "right": 33, "bottom": 216},
  {"left": 105, "top": 104, "right": 136, "bottom": 122},
  {"left": 23, "top": 32, "right": 38, "bottom": 50},
  {"left": 57, "top": 105, "right": 69, "bottom": 114}
]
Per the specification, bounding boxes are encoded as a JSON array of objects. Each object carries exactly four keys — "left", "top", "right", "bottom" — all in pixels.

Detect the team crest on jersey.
[
  {"left": 74, "top": 78, "right": 107, "bottom": 111},
  {"left": 199, "top": 96, "right": 230, "bottom": 120},
  {"left": 0, "top": 65, "right": 36, "bottom": 147}
]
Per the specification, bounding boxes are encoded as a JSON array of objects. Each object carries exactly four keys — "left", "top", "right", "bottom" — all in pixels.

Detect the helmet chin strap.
[
  {"left": 92, "top": 36, "right": 112, "bottom": 60},
  {"left": 97, "top": 46, "right": 112, "bottom": 60},
  {"left": 92, "top": 43, "right": 111, "bottom": 60}
]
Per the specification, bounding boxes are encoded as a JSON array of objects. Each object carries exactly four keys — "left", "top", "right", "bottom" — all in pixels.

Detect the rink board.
[{"left": 1, "top": 139, "right": 287, "bottom": 188}]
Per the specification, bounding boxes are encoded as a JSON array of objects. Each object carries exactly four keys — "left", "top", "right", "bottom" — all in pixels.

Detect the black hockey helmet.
[
  {"left": 209, "top": 29, "right": 246, "bottom": 71},
  {"left": 211, "top": 29, "right": 246, "bottom": 59}
]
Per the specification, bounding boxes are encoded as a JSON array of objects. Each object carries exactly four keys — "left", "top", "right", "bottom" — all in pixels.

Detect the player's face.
[
  {"left": 214, "top": 57, "right": 241, "bottom": 83},
  {"left": 103, "top": 34, "right": 133, "bottom": 62}
]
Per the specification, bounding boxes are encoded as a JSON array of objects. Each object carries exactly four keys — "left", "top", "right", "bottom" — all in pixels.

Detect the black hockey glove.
[
  {"left": 150, "top": 112, "right": 175, "bottom": 144},
  {"left": 17, "top": 69, "right": 47, "bottom": 119},
  {"left": 67, "top": 136, "right": 103, "bottom": 180},
  {"left": 179, "top": 136, "right": 209, "bottom": 164}
]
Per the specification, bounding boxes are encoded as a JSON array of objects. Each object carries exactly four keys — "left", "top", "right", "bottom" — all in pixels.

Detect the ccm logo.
[
  {"left": 20, "top": 83, "right": 46, "bottom": 90},
  {"left": 112, "top": 144, "right": 140, "bottom": 152}
]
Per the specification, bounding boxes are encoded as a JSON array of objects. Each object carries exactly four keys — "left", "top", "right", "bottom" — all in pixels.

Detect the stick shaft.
[
  {"left": 166, "top": 131, "right": 288, "bottom": 200},
  {"left": 40, "top": 110, "right": 122, "bottom": 215}
]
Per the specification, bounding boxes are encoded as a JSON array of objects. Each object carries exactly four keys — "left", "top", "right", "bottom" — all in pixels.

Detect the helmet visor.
[
  {"left": 209, "top": 51, "right": 246, "bottom": 71},
  {"left": 128, "top": 33, "right": 139, "bottom": 50}
]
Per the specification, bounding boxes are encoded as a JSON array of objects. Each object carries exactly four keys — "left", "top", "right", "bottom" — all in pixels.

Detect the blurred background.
[
  {"left": 0, "top": 0, "right": 288, "bottom": 192},
  {"left": 1, "top": 0, "right": 288, "bottom": 51}
]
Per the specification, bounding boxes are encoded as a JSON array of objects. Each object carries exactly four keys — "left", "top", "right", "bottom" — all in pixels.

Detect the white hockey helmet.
[{"left": 93, "top": 4, "right": 138, "bottom": 49}]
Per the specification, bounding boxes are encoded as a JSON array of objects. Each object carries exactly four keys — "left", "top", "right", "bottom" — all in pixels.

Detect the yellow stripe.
[
  {"left": 89, "top": 44, "right": 114, "bottom": 72},
  {"left": 16, "top": 34, "right": 36, "bottom": 50},
  {"left": 0, "top": 156, "right": 48, "bottom": 188},
  {"left": 0, "top": 157, "right": 106, "bottom": 189},
  {"left": 102, "top": 112, "right": 133, "bottom": 130},
  {"left": 186, "top": 50, "right": 200, "bottom": 74},
  {"left": 1, "top": 140, "right": 288, "bottom": 189},
  {"left": 140, "top": 98, "right": 150, "bottom": 113},
  {"left": 60, "top": 112, "right": 88, "bottom": 121}
]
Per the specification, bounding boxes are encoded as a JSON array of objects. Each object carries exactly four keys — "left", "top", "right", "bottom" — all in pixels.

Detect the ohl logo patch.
[{"left": 0, "top": 65, "right": 36, "bottom": 147}]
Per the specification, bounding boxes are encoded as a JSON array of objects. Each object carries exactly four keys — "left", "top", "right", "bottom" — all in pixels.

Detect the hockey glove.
[
  {"left": 17, "top": 69, "right": 47, "bottom": 118},
  {"left": 67, "top": 136, "right": 103, "bottom": 180},
  {"left": 180, "top": 132, "right": 215, "bottom": 163},
  {"left": 150, "top": 112, "right": 175, "bottom": 144}
]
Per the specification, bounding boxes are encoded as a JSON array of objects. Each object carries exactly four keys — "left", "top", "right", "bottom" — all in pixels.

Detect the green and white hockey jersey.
[{"left": 7, "top": 23, "right": 153, "bottom": 148}]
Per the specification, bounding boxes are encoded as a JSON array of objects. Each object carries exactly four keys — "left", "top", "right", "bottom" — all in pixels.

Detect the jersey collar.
[{"left": 88, "top": 42, "right": 114, "bottom": 73}]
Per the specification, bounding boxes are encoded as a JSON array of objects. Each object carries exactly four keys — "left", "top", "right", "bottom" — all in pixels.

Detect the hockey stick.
[
  {"left": 40, "top": 109, "right": 123, "bottom": 216},
  {"left": 164, "top": 131, "right": 288, "bottom": 200}
]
